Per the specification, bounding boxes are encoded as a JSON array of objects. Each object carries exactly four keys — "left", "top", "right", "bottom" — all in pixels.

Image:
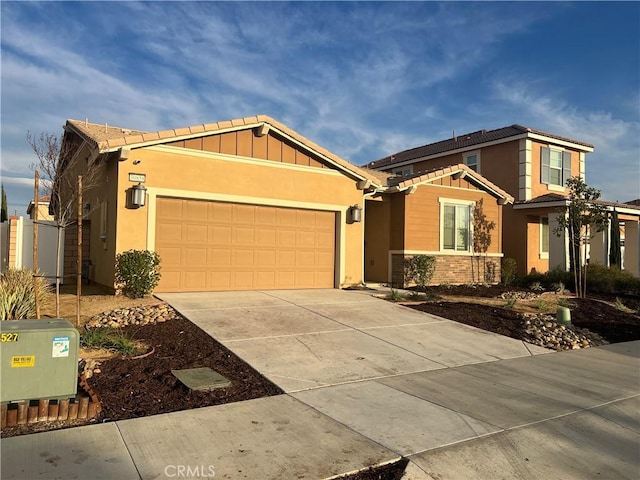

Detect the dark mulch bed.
[
  {"left": 409, "top": 296, "right": 640, "bottom": 344},
  {"left": 87, "top": 315, "right": 283, "bottom": 421},
  {"left": 338, "top": 459, "right": 409, "bottom": 480}
]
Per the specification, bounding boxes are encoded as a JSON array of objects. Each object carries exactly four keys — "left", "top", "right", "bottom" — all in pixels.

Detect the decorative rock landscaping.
[
  {"left": 86, "top": 303, "right": 179, "bottom": 328},
  {"left": 522, "top": 314, "right": 608, "bottom": 351}
]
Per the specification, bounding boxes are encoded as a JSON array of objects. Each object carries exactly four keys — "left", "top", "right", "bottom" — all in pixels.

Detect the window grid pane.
[{"left": 443, "top": 205, "right": 455, "bottom": 250}]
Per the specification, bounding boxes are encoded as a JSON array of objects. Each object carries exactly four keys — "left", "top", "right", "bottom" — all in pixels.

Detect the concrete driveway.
[
  {"left": 158, "top": 289, "right": 548, "bottom": 392},
  {"left": 157, "top": 289, "right": 639, "bottom": 479}
]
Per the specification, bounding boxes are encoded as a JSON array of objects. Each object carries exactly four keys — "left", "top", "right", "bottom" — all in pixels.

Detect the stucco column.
[
  {"left": 548, "top": 214, "right": 569, "bottom": 271},
  {"left": 624, "top": 220, "right": 640, "bottom": 277},
  {"left": 589, "top": 228, "right": 609, "bottom": 266}
]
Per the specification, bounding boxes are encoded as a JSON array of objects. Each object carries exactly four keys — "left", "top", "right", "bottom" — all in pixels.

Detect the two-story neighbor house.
[{"left": 366, "top": 125, "right": 640, "bottom": 277}]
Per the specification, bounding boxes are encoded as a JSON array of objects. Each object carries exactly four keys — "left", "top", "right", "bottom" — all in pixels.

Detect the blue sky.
[{"left": 1, "top": 1, "right": 639, "bottom": 215}]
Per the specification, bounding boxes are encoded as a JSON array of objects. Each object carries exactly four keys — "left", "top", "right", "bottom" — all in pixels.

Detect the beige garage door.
[{"left": 155, "top": 197, "right": 336, "bottom": 292}]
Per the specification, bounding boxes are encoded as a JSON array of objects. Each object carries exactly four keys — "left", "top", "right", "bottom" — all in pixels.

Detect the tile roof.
[
  {"left": 65, "top": 115, "right": 380, "bottom": 185},
  {"left": 385, "top": 163, "right": 513, "bottom": 203},
  {"left": 366, "top": 124, "right": 594, "bottom": 170},
  {"left": 515, "top": 194, "right": 640, "bottom": 212}
]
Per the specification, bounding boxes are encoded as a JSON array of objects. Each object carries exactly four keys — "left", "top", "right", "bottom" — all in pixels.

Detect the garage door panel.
[
  {"left": 160, "top": 247, "right": 182, "bottom": 265},
  {"left": 209, "top": 202, "right": 233, "bottom": 222},
  {"left": 208, "top": 271, "right": 231, "bottom": 289},
  {"left": 233, "top": 271, "right": 254, "bottom": 288},
  {"left": 255, "top": 207, "right": 276, "bottom": 225},
  {"left": 157, "top": 199, "right": 183, "bottom": 218},
  {"left": 209, "top": 226, "right": 232, "bottom": 244},
  {"left": 186, "top": 224, "right": 207, "bottom": 243},
  {"left": 185, "top": 247, "right": 207, "bottom": 265},
  {"left": 186, "top": 201, "right": 208, "bottom": 221},
  {"left": 235, "top": 204, "right": 256, "bottom": 224},
  {"left": 157, "top": 223, "right": 183, "bottom": 243},
  {"left": 234, "top": 227, "right": 255, "bottom": 245},
  {"left": 256, "top": 250, "right": 276, "bottom": 267},
  {"left": 156, "top": 198, "right": 335, "bottom": 292},
  {"left": 209, "top": 248, "right": 232, "bottom": 266},
  {"left": 256, "top": 271, "right": 276, "bottom": 289},
  {"left": 185, "top": 271, "right": 207, "bottom": 290},
  {"left": 256, "top": 228, "right": 277, "bottom": 245}
]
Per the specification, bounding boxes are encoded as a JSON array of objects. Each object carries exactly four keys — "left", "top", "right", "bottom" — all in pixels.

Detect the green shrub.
[
  {"left": 501, "top": 258, "right": 517, "bottom": 286},
  {"left": 503, "top": 296, "right": 517, "bottom": 309},
  {"left": 403, "top": 255, "right": 436, "bottom": 289},
  {"left": 388, "top": 288, "right": 406, "bottom": 302},
  {"left": 115, "top": 250, "right": 161, "bottom": 298},
  {"left": 0, "top": 268, "right": 51, "bottom": 320},
  {"left": 586, "top": 264, "right": 640, "bottom": 295},
  {"left": 81, "top": 327, "right": 142, "bottom": 356}
]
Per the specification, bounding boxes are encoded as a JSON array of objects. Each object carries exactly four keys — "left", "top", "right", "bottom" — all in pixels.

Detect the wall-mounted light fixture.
[
  {"left": 127, "top": 183, "right": 147, "bottom": 209},
  {"left": 349, "top": 204, "right": 362, "bottom": 223}
]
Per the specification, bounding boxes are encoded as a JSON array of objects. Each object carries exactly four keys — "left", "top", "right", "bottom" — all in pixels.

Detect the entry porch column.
[
  {"left": 624, "top": 220, "right": 640, "bottom": 277},
  {"left": 589, "top": 228, "right": 610, "bottom": 266}
]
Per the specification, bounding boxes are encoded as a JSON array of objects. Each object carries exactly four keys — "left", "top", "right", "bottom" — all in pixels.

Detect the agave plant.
[{"left": 0, "top": 268, "right": 51, "bottom": 320}]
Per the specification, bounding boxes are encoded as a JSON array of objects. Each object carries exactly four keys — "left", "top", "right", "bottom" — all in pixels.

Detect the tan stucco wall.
[
  {"left": 403, "top": 183, "right": 502, "bottom": 253},
  {"left": 113, "top": 145, "right": 365, "bottom": 288},
  {"left": 85, "top": 159, "right": 119, "bottom": 288}
]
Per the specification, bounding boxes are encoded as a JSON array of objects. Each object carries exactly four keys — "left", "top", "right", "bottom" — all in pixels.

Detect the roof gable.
[
  {"left": 65, "top": 115, "right": 380, "bottom": 185},
  {"left": 384, "top": 164, "right": 514, "bottom": 204}
]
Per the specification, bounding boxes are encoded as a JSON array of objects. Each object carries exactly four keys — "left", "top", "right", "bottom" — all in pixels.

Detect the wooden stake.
[
  {"left": 33, "top": 171, "right": 40, "bottom": 318},
  {"left": 78, "top": 397, "right": 89, "bottom": 419},
  {"left": 68, "top": 402, "right": 79, "bottom": 420},
  {"left": 77, "top": 175, "right": 83, "bottom": 328},
  {"left": 48, "top": 403, "right": 59, "bottom": 421},
  {"left": 1, "top": 404, "right": 7, "bottom": 428},
  {"left": 17, "top": 403, "right": 27, "bottom": 424},
  {"left": 38, "top": 399, "right": 49, "bottom": 421},
  {"left": 6, "top": 408, "right": 17, "bottom": 426},
  {"left": 58, "top": 398, "right": 70, "bottom": 420},
  {"left": 27, "top": 406, "right": 38, "bottom": 423}
]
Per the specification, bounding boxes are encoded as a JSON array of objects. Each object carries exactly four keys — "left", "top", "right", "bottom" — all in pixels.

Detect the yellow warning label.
[{"left": 11, "top": 355, "right": 35, "bottom": 368}]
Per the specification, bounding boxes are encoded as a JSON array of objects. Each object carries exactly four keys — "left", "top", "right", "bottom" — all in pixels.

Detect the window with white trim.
[
  {"left": 541, "top": 147, "right": 571, "bottom": 187},
  {"left": 443, "top": 204, "right": 471, "bottom": 251},
  {"left": 540, "top": 216, "right": 549, "bottom": 258},
  {"left": 393, "top": 166, "right": 413, "bottom": 176},
  {"left": 463, "top": 151, "right": 480, "bottom": 173}
]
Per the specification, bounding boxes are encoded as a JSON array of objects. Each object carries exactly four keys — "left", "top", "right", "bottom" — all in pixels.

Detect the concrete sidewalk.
[{"left": 2, "top": 290, "right": 638, "bottom": 479}]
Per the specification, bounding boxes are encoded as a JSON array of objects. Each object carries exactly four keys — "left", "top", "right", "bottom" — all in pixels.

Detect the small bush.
[
  {"left": 529, "top": 281, "right": 544, "bottom": 292},
  {"left": 533, "top": 299, "right": 549, "bottom": 312},
  {"left": 501, "top": 258, "right": 517, "bottom": 286},
  {"left": 586, "top": 264, "right": 640, "bottom": 296},
  {"left": 388, "top": 288, "right": 406, "bottom": 302},
  {"left": 403, "top": 255, "right": 436, "bottom": 289},
  {"left": 81, "top": 327, "right": 142, "bottom": 356},
  {"left": 557, "top": 297, "right": 577, "bottom": 309},
  {"left": 115, "top": 250, "right": 161, "bottom": 298},
  {"left": 0, "top": 268, "right": 51, "bottom": 320},
  {"left": 503, "top": 295, "right": 517, "bottom": 309}
]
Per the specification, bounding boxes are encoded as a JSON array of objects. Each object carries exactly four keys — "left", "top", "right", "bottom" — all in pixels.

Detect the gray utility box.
[{"left": 1, "top": 319, "right": 79, "bottom": 403}]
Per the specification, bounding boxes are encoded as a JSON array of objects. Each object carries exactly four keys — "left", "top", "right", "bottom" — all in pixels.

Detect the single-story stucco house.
[{"left": 58, "top": 115, "right": 512, "bottom": 292}]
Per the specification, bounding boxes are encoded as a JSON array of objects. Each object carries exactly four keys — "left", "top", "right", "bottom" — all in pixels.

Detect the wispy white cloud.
[{"left": 492, "top": 80, "right": 640, "bottom": 202}]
